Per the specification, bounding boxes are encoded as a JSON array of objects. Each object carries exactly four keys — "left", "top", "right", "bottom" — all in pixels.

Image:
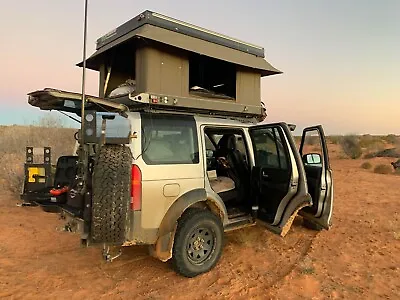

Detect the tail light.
[{"left": 130, "top": 165, "right": 142, "bottom": 210}]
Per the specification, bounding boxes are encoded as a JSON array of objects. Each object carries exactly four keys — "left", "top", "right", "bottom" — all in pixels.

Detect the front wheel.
[{"left": 172, "top": 208, "right": 224, "bottom": 277}]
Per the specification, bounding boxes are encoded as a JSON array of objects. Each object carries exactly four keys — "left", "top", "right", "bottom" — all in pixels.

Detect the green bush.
[
  {"left": 361, "top": 162, "right": 372, "bottom": 169},
  {"left": 340, "top": 135, "right": 362, "bottom": 159},
  {"left": 373, "top": 164, "right": 392, "bottom": 175}
]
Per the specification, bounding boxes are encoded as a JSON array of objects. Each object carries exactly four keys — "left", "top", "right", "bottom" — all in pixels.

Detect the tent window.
[
  {"left": 104, "top": 42, "right": 136, "bottom": 97},
  {"left": 189, "top": 53, "right": 236, "bottom": 99}
]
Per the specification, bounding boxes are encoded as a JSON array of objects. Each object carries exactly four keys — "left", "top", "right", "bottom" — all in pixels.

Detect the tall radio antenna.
[
  {"left": 80, "top": 0, "right": 89, "bottom": 145},
  {"left": 78, "top": 0, "right": 89, "bottom": 190}
]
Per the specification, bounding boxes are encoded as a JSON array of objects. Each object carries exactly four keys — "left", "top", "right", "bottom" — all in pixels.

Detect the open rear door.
[
  {"left": 249, "top": 123, "right": 312, "bottom": 236},
  {"left": 299, "top": 125, "right": 334, "bottom": 229},
  {"left": 27, "top": 88, "right": 128, "bottom": 115}
]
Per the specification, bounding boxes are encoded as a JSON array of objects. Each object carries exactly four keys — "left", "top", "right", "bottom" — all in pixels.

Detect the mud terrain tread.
[
  {"left": 172, "top": 208, "right": 224, "bottom": 278},
  {"left": 91, "top": 145, "right": 131, "bottom": 244}
]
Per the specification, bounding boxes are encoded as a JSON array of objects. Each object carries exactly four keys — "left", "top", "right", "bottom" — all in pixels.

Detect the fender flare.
[{"left": 150, "top": 188, "right": 227, "bottom": 262}]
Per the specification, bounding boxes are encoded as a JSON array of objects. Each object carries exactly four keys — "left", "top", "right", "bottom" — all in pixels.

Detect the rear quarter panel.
[{"left": 128, "top": 113, "right": 205, "bottom": 230}]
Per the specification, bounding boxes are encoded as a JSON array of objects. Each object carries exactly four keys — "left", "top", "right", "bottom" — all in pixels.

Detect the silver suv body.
[
  {"left": 26, "top": 9, "right": 333, "bottom": 278},
  {"left": 61, "top": 111, "right": 333, "bottom": 277}
]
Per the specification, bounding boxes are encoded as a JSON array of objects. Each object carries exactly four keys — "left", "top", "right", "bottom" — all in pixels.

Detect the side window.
[
  {"left": 203, "top": 130, "right": 249, "bottom": 171},
  {"left": 211, "top": 133, "right": 247, "bottom": 157},
  {"left": 141, "top": 114, "right": 199, "bottom": 165},
  {"left": 251, "top": 127, "right": 289, "bottom": 169}
]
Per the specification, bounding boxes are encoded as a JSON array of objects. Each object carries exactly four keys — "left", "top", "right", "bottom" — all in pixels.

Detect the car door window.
[{"left": 252, "top": 127, "right": 288, "bottom": 170}]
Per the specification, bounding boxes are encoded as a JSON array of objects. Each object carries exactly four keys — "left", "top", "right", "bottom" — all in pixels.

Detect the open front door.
[
  {"left": 299, "top": 125, "right": 334, "bottom": 229},
  {"left": 249, "top": 123, "right": 312, "bottom": 236}
]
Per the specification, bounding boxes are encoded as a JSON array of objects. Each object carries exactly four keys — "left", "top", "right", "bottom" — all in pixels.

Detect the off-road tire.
[
  {"left": 91, "top": 145, "right": 131, "bottom": 244},
  {"left": 172, "top": 208, "right": 224, "bottom": 277}
]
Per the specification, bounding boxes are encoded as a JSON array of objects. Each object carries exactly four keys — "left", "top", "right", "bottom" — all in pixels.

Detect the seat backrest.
[{"left": 216, "top": 134, "right": 250, "bottom": 201}]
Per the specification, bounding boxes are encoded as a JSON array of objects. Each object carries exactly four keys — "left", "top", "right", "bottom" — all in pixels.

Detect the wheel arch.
[{"left": 150, "top": 188, "right": 227, "bottom": 262}]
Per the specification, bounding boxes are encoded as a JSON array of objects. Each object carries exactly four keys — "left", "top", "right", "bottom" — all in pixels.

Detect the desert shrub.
[
  {"left": 359, "top": 134, "right": 385, "bottom": 153},
  {"left": 359, "top": 134, "right": 379, "bottom": 147},
  {"left": 329, "top": 135, "right": 342, "bottom": 145},
  {"left": 305, "top": 136, "right": 318, "bottom": 146},
  {"left": 340, "top": 135, "right": 362, "bottom": 159},
  {"left": 0, "top": 153, "right": 25, "bottom": 195},
  {"left": 374, "top": 148, "right": 400, "bottom": 158},
  {"left": 361, "top": 162, "right": 372, "bottom": 169},
  {"left": 382, "top": 134, "right": 399, "bottom": 145},
  {"left": 373, "top": 164, "right": 392, "bottom": 175},
  {"left": 363, "top": 153, "right": 375, "bottom": 159},
  {"left": 364, "top": 148, "right": 400, "bottom": 159}
]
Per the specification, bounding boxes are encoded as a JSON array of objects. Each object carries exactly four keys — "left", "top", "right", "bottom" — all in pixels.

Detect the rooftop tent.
[
  {"left": 77, "top": 10, "right": 281, "bottom": 77},
  {"left": 29, "top": 10, "right": 282, "bottom": 120}
]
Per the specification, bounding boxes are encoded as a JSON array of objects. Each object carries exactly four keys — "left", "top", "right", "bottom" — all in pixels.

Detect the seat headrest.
[{"left": 218, "top": 134, "right": 236, "bottom": 151}]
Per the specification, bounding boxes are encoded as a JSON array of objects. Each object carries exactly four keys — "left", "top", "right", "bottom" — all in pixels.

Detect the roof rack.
[{"left": 27, "top": 89, "right": 262, "bottom": 122}]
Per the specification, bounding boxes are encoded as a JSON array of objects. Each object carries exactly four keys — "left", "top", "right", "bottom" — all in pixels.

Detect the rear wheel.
[
  {"left": 172, "top": 208, "right": 224, "bottom": 277},
  {"left": 91, "top": 145, "right": 131, "bottom": 244}
]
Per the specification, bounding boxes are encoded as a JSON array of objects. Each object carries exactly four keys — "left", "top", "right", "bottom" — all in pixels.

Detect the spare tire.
[{"left": 91, "top": 145, "right": 132, "bottom": 244}]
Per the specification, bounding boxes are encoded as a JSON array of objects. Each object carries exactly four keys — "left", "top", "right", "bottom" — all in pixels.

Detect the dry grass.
[
  {"left": 0, "top": 118, "right": 76, "bottom": 196},
  {"left": 373, "top": 164, "right": 393, "bottom": 175},
  {"left": 328, "top": 135, "right": 342, "bottom": 145},
  {"left": 359, "top": 134, "right": 385, "bottom": 154}
]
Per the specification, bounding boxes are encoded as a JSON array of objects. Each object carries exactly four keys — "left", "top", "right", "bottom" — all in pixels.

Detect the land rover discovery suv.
[{"left": 54, "top": 111, "right": 333, "bottom": 278}]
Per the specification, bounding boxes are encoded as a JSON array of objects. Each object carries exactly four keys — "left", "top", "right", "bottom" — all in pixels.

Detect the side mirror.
[{"left": 303, "top": 153, "right": 322, "bottom": 165}]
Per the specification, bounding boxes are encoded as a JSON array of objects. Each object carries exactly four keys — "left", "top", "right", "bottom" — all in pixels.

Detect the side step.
[{"left": 224, "top": 215, "right": 255, "bottom": 232}]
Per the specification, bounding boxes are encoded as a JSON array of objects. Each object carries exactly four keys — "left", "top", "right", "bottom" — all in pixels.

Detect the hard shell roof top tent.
[{"left": 29, "top": 10, "right": 281, "bottom": 120}]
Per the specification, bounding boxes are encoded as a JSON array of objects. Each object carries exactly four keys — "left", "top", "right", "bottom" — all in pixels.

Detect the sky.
[{"left": 0, "top": 0, "right": 399, "bottom": 134}]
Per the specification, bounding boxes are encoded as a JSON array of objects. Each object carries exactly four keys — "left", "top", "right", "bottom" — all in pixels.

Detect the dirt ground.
[{"left": 0, "top": 156, "right": 399, "bottom": 299}]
